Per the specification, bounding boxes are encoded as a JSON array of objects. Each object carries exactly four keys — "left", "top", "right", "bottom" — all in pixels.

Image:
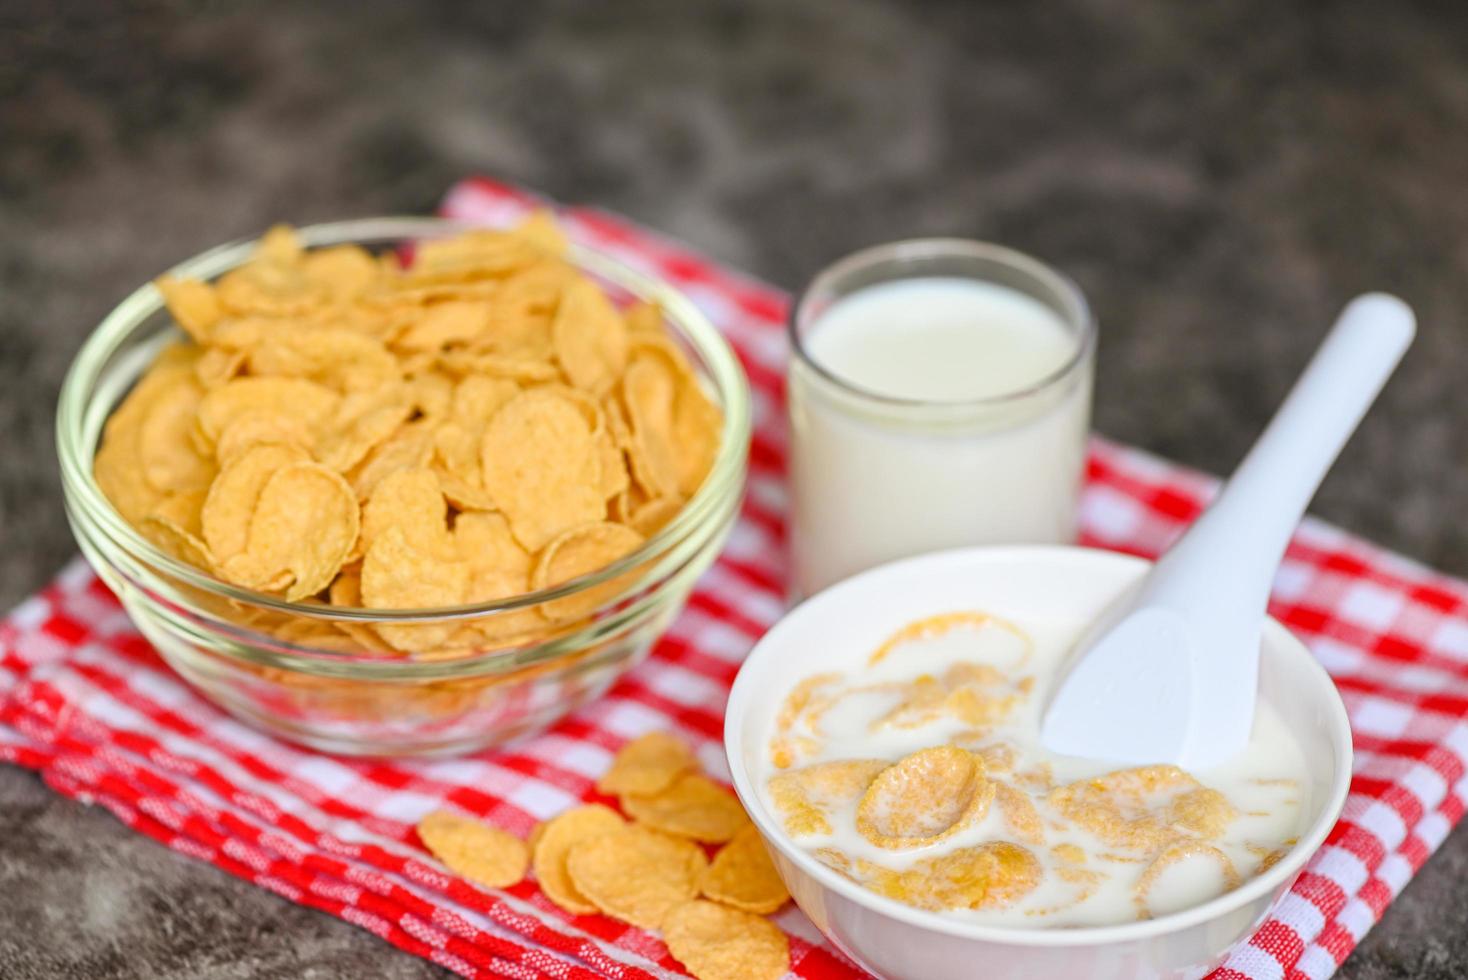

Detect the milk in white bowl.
[
  {"left": 723, "top": 547, "right": 1353, "bottom": 980},
  {"left": 754, "top": 608, "right": 1309, "bottom": 928},
  {"left": 788, "top": 242, "right": 1095, "bottom": 599}
]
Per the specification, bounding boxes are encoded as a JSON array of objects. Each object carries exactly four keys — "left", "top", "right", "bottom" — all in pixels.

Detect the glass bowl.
[{"left": 57, "top": 217, "right": 751, "bottom": 757}]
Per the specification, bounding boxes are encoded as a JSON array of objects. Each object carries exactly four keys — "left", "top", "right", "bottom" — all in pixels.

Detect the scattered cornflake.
[
  {"left": 699, "top": 825, "right": 791, "bottom": 915},
  {"left": 416, "top": 810, "right": 529, "bottom": 889},
  {"left": 662, "top": 900, "right": 790, "bottom": 980},
  {"left": 565, "top": 825, "right": 707, "bottom": 929},
  {"left": 623, "top": 773, "right": 751, "bottom": 844},
  {"left": 594, "top": 732, "right": 698, "bottom": 797},
  {"left": 531, "top": 804, "right": 626, "bottom": 915}
]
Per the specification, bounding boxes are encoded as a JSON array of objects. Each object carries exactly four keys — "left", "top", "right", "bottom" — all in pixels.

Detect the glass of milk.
[{"left": 787, "top": 239, "right": 1095, "bottom": 599}]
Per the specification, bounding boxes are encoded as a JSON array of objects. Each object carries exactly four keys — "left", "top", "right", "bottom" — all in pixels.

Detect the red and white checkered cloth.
[{"left": 2, "top": 178, "right": 1466, "bottom": 980}]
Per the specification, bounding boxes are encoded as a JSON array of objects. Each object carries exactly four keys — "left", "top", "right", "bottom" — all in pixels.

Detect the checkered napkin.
[{"left": 2, "top": 178, "right": 1465, "bottom": 980}]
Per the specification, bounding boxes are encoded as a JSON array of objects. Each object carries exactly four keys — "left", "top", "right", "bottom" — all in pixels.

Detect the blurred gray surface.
[{"left": 2, "top": 0, "right": 1466, "bottom": 976}]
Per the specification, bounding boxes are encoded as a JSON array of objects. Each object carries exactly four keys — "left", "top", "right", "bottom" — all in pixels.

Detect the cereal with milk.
[{"left": 761, "top": 612, "right": 1308, "bottom": 927}]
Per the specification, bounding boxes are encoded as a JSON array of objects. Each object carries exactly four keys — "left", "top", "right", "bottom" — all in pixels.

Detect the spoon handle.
[
  {"left": 1153, "top": 294, "right": 1415, "bottom": 606},
  {"left": 1148, "top": 294, "right": 1414, "bottom": 760}
]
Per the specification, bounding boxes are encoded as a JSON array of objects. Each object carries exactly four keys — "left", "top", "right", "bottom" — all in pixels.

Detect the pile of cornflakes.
[
  {"left": 93, "top": 216, "right": 722, "bottom": 658},
  {"left": 417, "top": 732, "right": 790, "bottom": 980},
  {"left": 766, "top": 611, "right": 1290, "bottom": 921}
]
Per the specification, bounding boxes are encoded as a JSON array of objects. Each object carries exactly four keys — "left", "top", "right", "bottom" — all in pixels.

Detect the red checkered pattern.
[{"left": 2, "top": 178, "right": 1465, "bottom": 979}]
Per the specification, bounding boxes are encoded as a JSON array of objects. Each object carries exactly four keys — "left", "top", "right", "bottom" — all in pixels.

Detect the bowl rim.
[
  {"left": 724, "top": 544, "right": 1354, "bottom": 947},
  {"left": 57, "top": 216, "right": 752, "bottom": 630}
]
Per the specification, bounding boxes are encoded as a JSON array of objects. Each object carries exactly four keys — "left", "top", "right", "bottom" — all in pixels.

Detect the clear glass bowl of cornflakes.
[{"left": 57, "top": 216, "right": 751, "bottom": 756}]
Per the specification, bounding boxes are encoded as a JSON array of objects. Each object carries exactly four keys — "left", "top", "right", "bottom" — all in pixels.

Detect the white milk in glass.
[{"left": 789, "top": 270, "right": 1093, "bottom": 598}]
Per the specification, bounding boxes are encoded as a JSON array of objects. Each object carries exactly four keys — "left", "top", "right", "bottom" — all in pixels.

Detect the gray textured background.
[{"left": 3, "top": 0, "right": 1466, "bottom": 976}]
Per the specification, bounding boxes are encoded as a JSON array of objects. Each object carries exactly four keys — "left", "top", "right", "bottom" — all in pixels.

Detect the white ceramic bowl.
[{"left": 725, "top": 546, "right": 1352, "bottom": 980}]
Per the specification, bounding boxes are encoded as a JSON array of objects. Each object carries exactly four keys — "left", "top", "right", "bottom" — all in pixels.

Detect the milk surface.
[
  {"left": 757, "top": 616, "right": 1309, "bottom": 928},
  {"left": 804, "top": 278, "right": 1074, "bottom": 401},
  {"left": 789, "top": 277, "right": 1091, "bottom": 598}
]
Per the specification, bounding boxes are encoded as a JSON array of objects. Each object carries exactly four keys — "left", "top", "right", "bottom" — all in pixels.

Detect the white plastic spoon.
[{"left": 1041, "top": 293, "right": 1415, "bottom": 770}]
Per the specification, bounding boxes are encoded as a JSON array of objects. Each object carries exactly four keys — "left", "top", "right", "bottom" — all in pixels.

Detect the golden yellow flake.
[
  {"left": 417, "top": 810, "right": 529, "bottom": 890},
  {"left": 662, "top": 900, "right": 790, "bottom": 980}
]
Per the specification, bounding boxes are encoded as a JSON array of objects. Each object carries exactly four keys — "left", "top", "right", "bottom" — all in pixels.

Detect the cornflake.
[
  {"left": 1046, "top": 765, "right": 1236, "bottom": 854},
  {"left": 202, "top": 443, "right": 309, "bottom": 563},
  {"left": 699, "top": 825, "right": 790, "bottom": 915},
  {"left": 856, "top": 746, "right": 994, "bottom": 849},
  {"left": 479, "top": 388, "right": 605, "bottom": 551},
  {"left": 532, "top": 732, "right": 792, "bottom": 955},
  {"left": 622, "top": 773, "right": 751, "bottom": 844},
  {"left": 1134, "top": 839, "right": 1240, "bottom": 918},
  {"left": 216, "top": 461, "right": 358, "bottom": 600},
  {"left": 531, "top": 521, "right": 644, "bottom": 622},
  {"left": 553, "top": 279, "right": 628, "bottom": 394},
  {"left": 767, "top": 758, "right": 887, "bottom": 838},
  {"left": 565, "top": 824, "right": 706, "bottom": 929},
  {"left": 595, "top": 732, "right": 698, "bottom": 797},
  {"left": 862, "top": 842, "right": 1042, "bottom": 912},
  {"left": 768, "top": 671, "right": 843, "bottom": 770},
  {"left": 866, "top": 610, "right": 1032, "bottom": 668},
  {"left": 417, "top": 810, "right": 529, "bottom": 889},
  {"left": 994, "top": 780, "right": 1046, "bottom": 846},
  {"left": 662, "top": 900, "right": 790, "bottom": 980},
  {"left": 531, "top": 803, "right": 626, "bottom": 915},
  {"left": 138, "top": 377, "right": 214, "bottom": 492}
]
